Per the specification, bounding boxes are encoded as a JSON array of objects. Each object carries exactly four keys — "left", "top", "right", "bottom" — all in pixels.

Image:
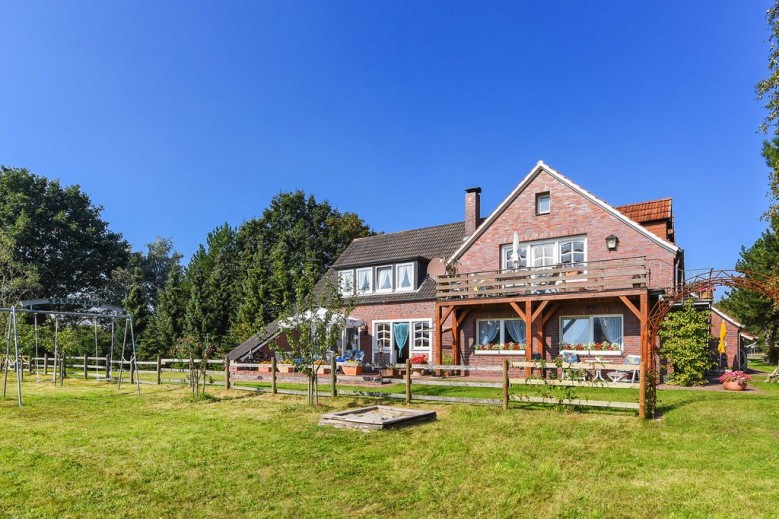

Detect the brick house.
[
  {"left": 709, "top": 306, "right": 754, "bottom": 371},
  {"left": 229, "top": 161, "right": 686, "bottom": 372}
]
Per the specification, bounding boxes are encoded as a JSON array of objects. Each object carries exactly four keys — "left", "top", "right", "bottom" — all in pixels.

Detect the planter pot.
[
  {"left": 342, "top": 365, "right": 364, "bottom": 376},
  {"left": 380, "top": 368, "right": 397, "bottom": 378},
  {"left": 723, "top": 381, "right": 747, "bottom": 391},
  {"left": 277, "top": 364, "right": 296, "bottom": 374},
  {"left": 316, "top": 367, "right": 331, "bottom": 375},
  {"left": 257, "top": 365, "right": 273, "bottom": 374}
]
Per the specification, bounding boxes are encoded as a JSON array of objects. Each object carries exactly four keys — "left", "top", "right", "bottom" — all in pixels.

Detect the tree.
[
  {"left": 233, "top": 191, "right": 372, "bottom": 339},
  {"left": 277, "top": 269, "right": 354, "bottom": 406},
  {"left": 658, "top": 299, "right": 713, "bottom": 386},
  {"left": 145, "top": 262, "right": 187, "bottom": 358},
  {"left": 0, "top": 229, "right": 40, "bottom": 308},
  {"left": 123, "top": 276, "right": 150, "bottom": 350},
  {"left": 0, "top": 166, "right": 130, "bottom": 297},
  {"left": 757, "top": 4, "right": 779, "bottom": 228}
]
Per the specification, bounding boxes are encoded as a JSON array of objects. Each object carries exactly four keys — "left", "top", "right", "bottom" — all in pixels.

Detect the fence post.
[
  {"left": 405, "top": 359, "right": 412, "bottom": 404},
  {"left": 44, "top": 353, "right": 48, "bottom": 375},
  {"left": 156, "top": 355, "right": 162, "bottom": 385},
  {"left": 271, "top": 356, "right": 277, "bottom": 394},
  {"left": 331, "top": 354, "right": 337, "bottom": 397},
  {"left": 639, "top": 361, "right": 647, "bottom": 419},
  {"left": 224, "top": 356, "right": 231, "bottom": 390},
  {"left": 84, "top": 354, "right": 88, "bottom": 379},
  {"left": 130, "top": 358, "right": 135, "bottom": 385},
  {"left": 502, "top": 358, "right": 509, "bottom": 411}
]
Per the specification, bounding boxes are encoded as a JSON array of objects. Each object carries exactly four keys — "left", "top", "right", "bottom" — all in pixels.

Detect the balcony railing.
[{"left": 436, "top": 257, "right": 648, "bottom": 300}]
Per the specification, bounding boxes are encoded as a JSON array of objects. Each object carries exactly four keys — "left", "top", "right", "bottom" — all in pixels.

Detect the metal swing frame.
[{"left": 0, "top": 299, "right": 141, "bottom": 407}]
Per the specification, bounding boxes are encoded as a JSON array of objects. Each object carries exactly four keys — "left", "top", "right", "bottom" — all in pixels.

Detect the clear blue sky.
[{"left": 0, "top": 1, "right": 773, "bottom": 274}]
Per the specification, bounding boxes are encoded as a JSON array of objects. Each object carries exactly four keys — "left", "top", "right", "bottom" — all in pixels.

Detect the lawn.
[{"left": 0, "top": 375, "right": 777, "bottom": 518}]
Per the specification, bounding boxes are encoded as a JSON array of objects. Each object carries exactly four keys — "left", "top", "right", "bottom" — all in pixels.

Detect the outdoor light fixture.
[
  {"left": 605, "top": 234, "right": 619, "bottom": 251},
  {"left": 360, "top": 324, "right": 368, "bottom": 334}
]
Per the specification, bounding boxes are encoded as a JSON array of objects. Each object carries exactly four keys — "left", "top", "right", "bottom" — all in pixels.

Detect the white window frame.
[
  {"left": 412, "top": 321, "right": 431, "bottom": 351},
  {"left": 356, "top": 267, "right": 373, "bottom": 294},
  {"left": 375, "top": 265, "right": 393, "bottom": 293},
  {"left": 372, "top": 319, "right": 432, "bottom": 364},
  {"left": 395, "top": 262, "right": 415, "bottom": 292},
  {"left": 500, "top": 237, "right": 587, "bottom": 271},
  {"left": 559, "top": 314, "right": 624, "bottom": 356},
  {"left": 536, "top": 192, "right": 550, "bottom": 215},
  {"left": 474, "top": 318, "right": 527, "bottom": 355},
  {"left": 338, "top": 270, "right": 354, "bottom": 296}
]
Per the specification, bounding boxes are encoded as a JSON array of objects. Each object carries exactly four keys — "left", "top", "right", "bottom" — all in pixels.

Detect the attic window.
[{"left": 536, "top": 192, "right": 550, "bottom": 215}]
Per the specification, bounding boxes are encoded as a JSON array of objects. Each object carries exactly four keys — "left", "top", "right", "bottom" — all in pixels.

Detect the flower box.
[
  {"left": 559, "top": 349, "right": 622, "bottom": 357},
  {"left": 473, "top": 349, "right": 526, "bottom": 355},
  {"left": 276, "top": 364, "right": 296, "bottom": 373},
  {"left": 257, "top": 365, "right": 274, "bottom": 374},
  {"left": 342, "top": 365, "right": 364, "bottom": 376}
]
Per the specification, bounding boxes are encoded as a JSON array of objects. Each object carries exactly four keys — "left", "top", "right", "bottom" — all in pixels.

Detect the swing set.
[{"left": 0, "top": 298, "right": 141, "bottom": 407}]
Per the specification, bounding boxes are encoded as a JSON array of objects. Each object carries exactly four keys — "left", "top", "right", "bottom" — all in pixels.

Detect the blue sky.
[{"left": 0, "top": 1, "right": 774, "bottom": 274}]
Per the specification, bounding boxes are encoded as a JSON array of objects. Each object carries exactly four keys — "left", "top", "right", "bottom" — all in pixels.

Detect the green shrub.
[{"left": 658, "top": 299, "right": 713, "bottom": 386}]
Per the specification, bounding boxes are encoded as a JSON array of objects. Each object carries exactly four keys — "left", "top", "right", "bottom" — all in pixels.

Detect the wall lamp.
[{"left": 605, "top": 234, "right": 619, "bottom": 252}]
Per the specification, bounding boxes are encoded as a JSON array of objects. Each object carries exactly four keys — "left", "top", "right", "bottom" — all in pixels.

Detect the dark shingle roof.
[
  {"left": 332, "top": 222, "right": 465, "bottom": 268},
  {"left": 616, "top": 198, "right": 672, "bottom": 223},
  {"left": 227, "top": 321, "right": 280, "bottom": 361}
]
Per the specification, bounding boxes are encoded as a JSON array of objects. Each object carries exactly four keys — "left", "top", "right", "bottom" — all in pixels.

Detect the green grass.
[{"left": 1, "top": 376, "right": 778, "bottom": 518}]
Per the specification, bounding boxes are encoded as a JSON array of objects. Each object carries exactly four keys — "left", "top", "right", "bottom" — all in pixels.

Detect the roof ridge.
[
  {"left": 354, "top": 221, "right": 464, "bottom": 240},
  {"left": 616, "top": 197, "right": 672, "bottom": 209}
]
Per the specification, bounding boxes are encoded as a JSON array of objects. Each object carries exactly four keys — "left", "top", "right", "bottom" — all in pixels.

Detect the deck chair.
[
  {"left": 767, "top": 365, "right": 779, "bottom": 383},
  {"left": 561, "top": 352, "right": 585, "bottom": 381},
  {"left": 607, "top": 355, "right": 640, "bottom": 383}
]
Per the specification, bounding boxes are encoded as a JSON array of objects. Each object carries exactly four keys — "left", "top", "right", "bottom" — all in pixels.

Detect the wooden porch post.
[
  {"left": 639, "top": 291, "right": 649, "bottom": 419},
  {"left": 451, "top": 308, "right": 460, "bottom": 367},
  {"left": 435, "top": 304, "right": 443, "bottom": 375},
  {"left": 524, "top": 300, "right": 533, "bottom": 378}
]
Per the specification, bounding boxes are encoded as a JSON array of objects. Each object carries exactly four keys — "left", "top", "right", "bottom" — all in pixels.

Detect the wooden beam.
[
  {"left": 531, "top": 300, "right": 549, "bottom": 322},
  {"left": 455, "top": 308, "right": 471, "bottom": 327},
  {"left": 541, "top": 304, "right": 559, "bottom": 326},
  {"left": 440, "top": 305, "right": 455, "bottom": 326},
  {"left": 620, "top": 295, "right": 642, "bottom": 320},
  {"left": 524, "top": 300, "right": 533, "bottom": 377},
  {"left": 435, "top": 304, "right": 443, "bottom": 368},
  {"left": 452, "top": 308, "right": 460, "bottom": 366},
  {"left": 510, "top": 301, "right": 527, "bottom": 321},
  {"left": 639, "top": 291, "right": 649, "bottom": 419},
  {"left": 437, "top": 288, "right": 647, "bottom": 307}
]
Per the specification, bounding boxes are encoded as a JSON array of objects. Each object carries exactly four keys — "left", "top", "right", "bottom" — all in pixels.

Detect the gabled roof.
[
  {"left": 449, "top": 161, "right": 680, "bottom": 261},
  {"left": 332, "top": 221, "right": 465, "bottom": 268},
  {"left": 711, "top": 306, "right": 744, "bottom": 330},
  {"left": 227, "top": 321, "right": 280, "bottom": 361},
  {"left": 616, "top": 198, "right": 672, "bottom": 223}
]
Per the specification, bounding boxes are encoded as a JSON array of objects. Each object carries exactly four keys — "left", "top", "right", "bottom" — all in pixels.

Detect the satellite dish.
[{"left": 427, "top": 258, "right": 447, "bottom": 278}]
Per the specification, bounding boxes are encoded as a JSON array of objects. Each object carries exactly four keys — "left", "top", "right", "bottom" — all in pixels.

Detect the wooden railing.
[{"left": 436, "top": 257, "right": 648, "bottom": 300}]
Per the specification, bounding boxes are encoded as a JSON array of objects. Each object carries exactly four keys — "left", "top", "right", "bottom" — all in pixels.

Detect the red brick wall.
[
  {"left": 709, "top": 312, "right": 743, "bottom": 370},
  {"left": 457, "top": 170, "right": 678, "bottom": 289}
]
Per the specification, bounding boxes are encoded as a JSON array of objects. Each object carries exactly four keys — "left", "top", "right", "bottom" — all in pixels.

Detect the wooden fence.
[{"left": 15, "top": 356, "right": 640, "bottom": 414}]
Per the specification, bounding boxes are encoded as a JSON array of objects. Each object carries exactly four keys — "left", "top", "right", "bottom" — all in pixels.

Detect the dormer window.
[
  {"left": 356, "top": 267, "right": 373, "bottom": 294},
  {"left": 396, "top": 263, "right": 414, "bottom": 291},
  {"left": 536, "top": 192, "right": 550, "bottom": 215},
  {"left": 338, "top": 270, "right": 354, "bottom": 295},
  {"left": 376, "top": 266, "right": 393, "bottom": 292}
]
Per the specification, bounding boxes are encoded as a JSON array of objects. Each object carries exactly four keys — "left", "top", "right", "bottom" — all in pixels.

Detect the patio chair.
[
  {"left": 607, "top": 355, "right": 641, "bottom": 383},
  {"left": 354, "top": 350, "right": 365, "bottom": 363}
]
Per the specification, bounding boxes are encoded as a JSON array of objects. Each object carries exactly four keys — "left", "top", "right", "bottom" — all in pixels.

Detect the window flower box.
[
  {"left": 473, "top": 343, "right": 526, "bottom": 355},
  {"left": 558, "top": 342, "right": 623, "bottom": 356},
  {"left": 276, "top": 364, "right": 296, "bottom": 373}
]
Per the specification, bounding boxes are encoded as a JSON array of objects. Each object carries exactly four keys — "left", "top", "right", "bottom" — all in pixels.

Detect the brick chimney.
[{"left": 464, "top": 187, "right": 481, "bottom": 236}]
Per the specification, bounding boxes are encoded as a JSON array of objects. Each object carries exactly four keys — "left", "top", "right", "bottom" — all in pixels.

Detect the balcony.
[{"left": 435, "top": 257, "right": 648, "bottom": 301}]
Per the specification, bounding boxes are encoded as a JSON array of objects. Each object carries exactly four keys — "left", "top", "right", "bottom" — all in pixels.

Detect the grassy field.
[{"left": 1, "top": 374, "right": 778, "bottom": 518}]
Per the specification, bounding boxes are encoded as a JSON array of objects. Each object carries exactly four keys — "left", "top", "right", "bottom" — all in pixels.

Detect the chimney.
[{"left": 464, "top": 187, "right": 481, "bottom": 236}]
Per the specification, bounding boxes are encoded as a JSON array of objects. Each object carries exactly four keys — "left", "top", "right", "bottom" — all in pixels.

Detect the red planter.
[{"left": 723, "top": 381, "right": 746, "bottom": 391}]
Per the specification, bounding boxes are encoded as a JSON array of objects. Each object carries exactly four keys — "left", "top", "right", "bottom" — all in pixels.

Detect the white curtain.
[
  {"left": 505, "top": 319, "right": 526, "bottom": 345},
  {"left": 478, "top": 320, "right": 500, "bottom": 345},
  {"left": 357, "top": 270, "right": 371, "bottom": 292},
  {"left": 397, "top": 264, "right": 412, "bottom": 289},
  {"left": 378, "top": 268, "right": 392, "bottom": 290},
  {"left": 562, "top": 318, "right": 589, "bottom": 344},
  {"left": 596, "top": 317, "right": 622, "bottom": 344}
]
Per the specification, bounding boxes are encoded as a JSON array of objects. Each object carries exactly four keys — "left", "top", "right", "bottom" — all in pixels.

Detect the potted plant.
[
  {"left": 380, "top": 363, "right": 397, "bottom": 378},
  {"left": 313, "top": 360, "right": 331, "bottom": 375},
  {"left": 719, "top": 370, "right": 752, "bottom": 391},
  {"left": 342, "top": 360, "right": 363, "bottom": 376},
  {"left": 257, "top": 360, "right": 274, "bottom": 374},
  {"left": 410, "top": 354, "right": 428, "bottom": 376}
]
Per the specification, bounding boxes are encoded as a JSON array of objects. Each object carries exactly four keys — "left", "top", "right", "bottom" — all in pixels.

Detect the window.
[
  {"left": 501, "top": 244, "right": 528, "bottom": 270},
  {"left": 475, "top": 319, "right": 526, "bottom": 352},
  {"left": 373, "top": 319, "right": 432, "bottom": 363},
  {"left": 396, "top": 263, "right": 414, "bottom": 291},
  {"left": 356, "top": 268, "right": 373, "bottom": 294},
  {"left": 560, "top": 315, "right": 623, "bottom": 353},
  {"left": 376, "top": 266, "right": 393, "bottom": 292},
  {"left": 531, "top": 243, "right": 555, "bottom": 268},
  {"left": 413, "top": 321, "right": 430, "bottom": 350},
  {"left": 560, "top": 240, "right": 585, "bottom": 267},
  {"left": 500, "top": 237, "right": 587, "bottom": 270},
  {"left": 536, "top": 192, "right": 550, "bottom": 215},
  {"left": 376, "top": 323, "right": 391, "bottom": 351},
  {"left": 338, "top": 270, "right": 354, "bottom": 295}
]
